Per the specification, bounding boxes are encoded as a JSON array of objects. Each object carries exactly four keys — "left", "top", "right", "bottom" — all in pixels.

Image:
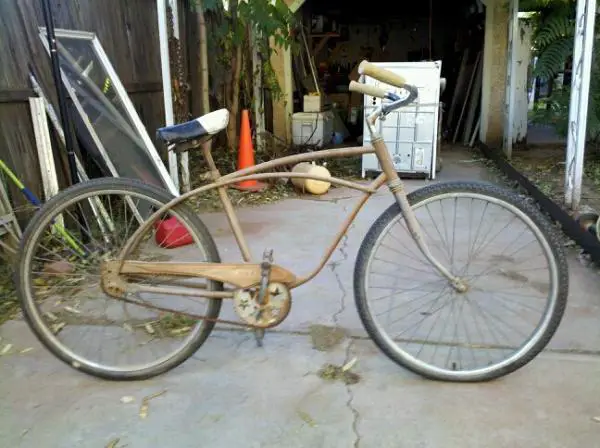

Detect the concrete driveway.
[{"left": 1, "top": 151, "right": 600, "bottom": 447}]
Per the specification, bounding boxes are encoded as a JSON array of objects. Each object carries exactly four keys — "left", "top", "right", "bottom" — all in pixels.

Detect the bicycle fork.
[{"left": 367, "top": 115, "right": 468, "bottom": 293}]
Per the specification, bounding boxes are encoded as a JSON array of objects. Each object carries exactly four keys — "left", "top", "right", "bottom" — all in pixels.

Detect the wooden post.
[
  {"left": 480, "top": 0, "right": 509, "bottom": 146},
  {"left": 271, "top": 0, "right": 306, "bottom": 143},
  {"left": 29, "top": 97, "right": 60, "bottom": 202}
]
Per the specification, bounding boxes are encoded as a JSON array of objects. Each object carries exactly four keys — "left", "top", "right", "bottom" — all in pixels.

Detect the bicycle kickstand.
[
  {"left": 254, "top": 328, "right": 265, "bottom": 347},
  {"left": 254, "top": 249, "right": 273, "bottom": 347}
]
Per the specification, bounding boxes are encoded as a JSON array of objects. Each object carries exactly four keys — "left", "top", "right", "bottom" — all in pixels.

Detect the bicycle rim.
[{"left": 355, "top": 182, "right": 567, "bottom": 381}]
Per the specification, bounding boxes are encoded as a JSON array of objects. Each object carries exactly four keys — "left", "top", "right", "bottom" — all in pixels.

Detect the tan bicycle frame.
[
  {"left": 109, "top": 144, "right": 387, "bottom": 297},
  {"left": 109, "top": 85, "right": 462, "bottom": 299}
]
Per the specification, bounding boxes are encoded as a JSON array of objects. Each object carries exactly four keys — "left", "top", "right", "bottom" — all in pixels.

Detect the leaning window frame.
[{"left": 38, "top": 27, "right": 178, "bottom": 197}]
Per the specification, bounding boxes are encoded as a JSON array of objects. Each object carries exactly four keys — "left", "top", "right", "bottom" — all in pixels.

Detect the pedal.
[{"left": 257, "top": 249, "right": 274, "bottom": 305}]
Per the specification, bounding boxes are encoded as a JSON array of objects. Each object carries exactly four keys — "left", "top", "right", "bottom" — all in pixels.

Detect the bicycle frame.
[{"left": 104, "top": 101, "right": 463, "bottom": 301}]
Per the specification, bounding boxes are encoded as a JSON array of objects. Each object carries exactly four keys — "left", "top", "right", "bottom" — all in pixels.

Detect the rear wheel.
[
  {"left": 354, "top": 181, "right": 568, "bottom": 382},
  {"left": 17, "top": 178, "right": 222, "bottom": 380}
]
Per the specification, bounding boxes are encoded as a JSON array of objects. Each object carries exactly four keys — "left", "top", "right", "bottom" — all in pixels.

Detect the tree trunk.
[
  {"left": 226, "top": 42, "right": 243, "bottom": 151},
  {"left": 224, "top": 0, "right": 242, "bottom": 152},
  {"left": 197, "top": 0, "right": 210, "bottom": 115},
  {"left": 251, "top": 27, "right": 265, "bottom": 152},
  {"left": 196, "top": 0, "right": 212, "bottom": 158}
]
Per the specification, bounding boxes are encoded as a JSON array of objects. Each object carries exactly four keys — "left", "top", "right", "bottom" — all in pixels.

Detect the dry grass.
[
  {"left": 496, "top": 145, "right": 600, "bottom": 214},
  {"left": 186, "top": 136, "right": 364, "bottom": 212},
  {"left": 0, "top": 264, "right": 19, "bottom": 325}
]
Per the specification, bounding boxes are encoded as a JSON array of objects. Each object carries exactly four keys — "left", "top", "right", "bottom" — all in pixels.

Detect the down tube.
[{"left": 291, "top": 173, "right": 387, "bottom": 288}]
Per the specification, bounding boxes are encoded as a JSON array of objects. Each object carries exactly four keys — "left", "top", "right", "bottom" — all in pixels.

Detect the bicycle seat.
[{"left": 157, "top": 109, "right": 229, "bottom": 145}]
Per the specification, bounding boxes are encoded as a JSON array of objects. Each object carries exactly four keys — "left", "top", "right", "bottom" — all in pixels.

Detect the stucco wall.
[{"left": 480, "top": 0, "right": 509, "bottom": 146}]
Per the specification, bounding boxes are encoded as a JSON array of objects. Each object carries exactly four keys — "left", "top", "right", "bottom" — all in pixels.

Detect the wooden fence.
[{"left": 0, "top": 0, "right": 190, "bottom": 225}]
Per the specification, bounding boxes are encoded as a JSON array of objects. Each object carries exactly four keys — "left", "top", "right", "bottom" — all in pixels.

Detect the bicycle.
[{"left": 15, "top": 61, "right": 569, "bottom": 383}]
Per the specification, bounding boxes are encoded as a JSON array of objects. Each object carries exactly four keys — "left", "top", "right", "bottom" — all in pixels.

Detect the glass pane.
[{"left": 53, "top": 35, "right": 167, "bottom": 191}]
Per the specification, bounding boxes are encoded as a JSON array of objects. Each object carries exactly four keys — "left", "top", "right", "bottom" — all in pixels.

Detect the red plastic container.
[{"left": 154, "top": 216, "right": 193, "bottom": 249}]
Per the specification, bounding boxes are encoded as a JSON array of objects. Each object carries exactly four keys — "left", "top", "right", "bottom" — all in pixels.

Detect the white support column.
[
  {"left": 157, "top": 0, "right": 179, "bottom": 192},
  {"left": 513, "top": 20, "right": 533, "bottom": 142},
  {"left": 503, "top": 0, "right": 519, "bottom": 158},
  {"left": 565, "top": 0, "right": 596, "bottom": 209},
  {"left": 169, "top": 0, "right": 190, "bottom": 192}
]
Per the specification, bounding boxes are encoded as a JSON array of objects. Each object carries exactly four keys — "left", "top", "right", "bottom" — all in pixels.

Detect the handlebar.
[
  {"left": 348, "top": 60, "right": 419, "bottom": 136},
  {"left": 348, "top": 81, "right": 387, "bottom": 99},
  {"left": 347, "top": 61, "right": 419, "bottom": 116},
  {"left": 358, "top": 60, "right": 407, "bottom": 88}
]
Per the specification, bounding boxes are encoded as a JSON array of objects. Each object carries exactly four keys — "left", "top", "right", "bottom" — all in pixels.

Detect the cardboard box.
[{"left": 303, "top": 94, "right": 323, "bottom": 112}]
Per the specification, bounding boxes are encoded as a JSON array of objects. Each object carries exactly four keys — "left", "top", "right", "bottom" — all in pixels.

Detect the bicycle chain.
[{"left": 116, "top": 293, "right": 264, "bottom": 329}]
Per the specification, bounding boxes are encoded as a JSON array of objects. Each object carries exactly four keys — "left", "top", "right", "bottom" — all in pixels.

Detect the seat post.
[
  {"left": 201, "top": 144, "right": 222, "bottom": 181},
  {"left": 201, "top": 145, "right": 253, "bottom": 262}
]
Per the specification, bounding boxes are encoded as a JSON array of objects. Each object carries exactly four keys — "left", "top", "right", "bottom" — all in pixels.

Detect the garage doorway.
[{"left": 291, "top": 0, "right": 486, "bottom": 166}]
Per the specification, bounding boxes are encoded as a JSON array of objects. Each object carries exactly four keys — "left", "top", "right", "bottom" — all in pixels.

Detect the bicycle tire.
[
  {"left": 16, "top": 177, "right": 223, "bottom": 381},
  {"left": 354, "top": 181, "right": 569, "bottom": 382}
]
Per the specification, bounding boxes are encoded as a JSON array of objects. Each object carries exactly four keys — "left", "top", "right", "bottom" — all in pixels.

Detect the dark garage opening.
[{"left": 291, "top": 0, "right": 486, "bottom": 152}]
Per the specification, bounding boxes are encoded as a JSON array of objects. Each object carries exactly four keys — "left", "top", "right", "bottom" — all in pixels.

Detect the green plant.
[
  {"left": 525, "top": 0, "right": 600, "bottom": 141},
  {"left": 194, "top": 0, "right": 297, "bottom": 150}
]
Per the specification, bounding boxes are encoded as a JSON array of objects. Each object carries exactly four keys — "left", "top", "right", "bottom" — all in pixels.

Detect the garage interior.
[{"left": 289, "top": 0, "right": 487, "bottom": 163}]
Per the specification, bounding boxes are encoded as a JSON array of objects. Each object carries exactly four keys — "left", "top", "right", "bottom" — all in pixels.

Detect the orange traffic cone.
[{"left": 232, "top": 110, "right": 267, "bottom": 192}]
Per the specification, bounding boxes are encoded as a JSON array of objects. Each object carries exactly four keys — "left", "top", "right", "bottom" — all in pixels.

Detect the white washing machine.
[{"left": 361, "top": 60, "right": 442, "bottom": 179}]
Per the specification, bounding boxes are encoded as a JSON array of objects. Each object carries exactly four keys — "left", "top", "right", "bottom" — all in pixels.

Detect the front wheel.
[{"left": 354, "top": 181, "right": 568, "bottom": 382}]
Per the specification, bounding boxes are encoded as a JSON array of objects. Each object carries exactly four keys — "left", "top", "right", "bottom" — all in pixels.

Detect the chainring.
[{"left": 233, "top": 282, "right": 292, "bottom": 329}]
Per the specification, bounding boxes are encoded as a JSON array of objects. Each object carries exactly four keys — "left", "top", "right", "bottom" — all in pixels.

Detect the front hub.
[{"left": 451, "top": 278, "right": 469, "bottom": 294}]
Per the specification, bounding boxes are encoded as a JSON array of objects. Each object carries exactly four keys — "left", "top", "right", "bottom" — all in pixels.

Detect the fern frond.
[
  {"left": 534, "top": 15, "right": 574, "bottom": 49},
  {"left": 534, "top": 38, "right": 573, "bottom": 80}
]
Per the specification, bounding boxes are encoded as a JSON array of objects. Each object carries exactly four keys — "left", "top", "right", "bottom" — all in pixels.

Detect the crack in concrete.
[
  {"left": 329, "top": 231, "right": 349, "bottom": 327},
  {"left": 344, "top": 340, "right": 361, "bottom": 448},
  {"left": 328, "top": 201, "right": 352, "bottom": 326},
  {"left": 326, "top": 210, "right": 361, "bottom": 447}
]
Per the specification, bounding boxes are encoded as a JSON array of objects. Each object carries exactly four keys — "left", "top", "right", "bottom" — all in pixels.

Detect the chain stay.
[
  {"left": 114, "top": 293, "right": 264, "bottom": 329},
  {"left": 111, "top": 249, "right": 279, "bottom": 330}
]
